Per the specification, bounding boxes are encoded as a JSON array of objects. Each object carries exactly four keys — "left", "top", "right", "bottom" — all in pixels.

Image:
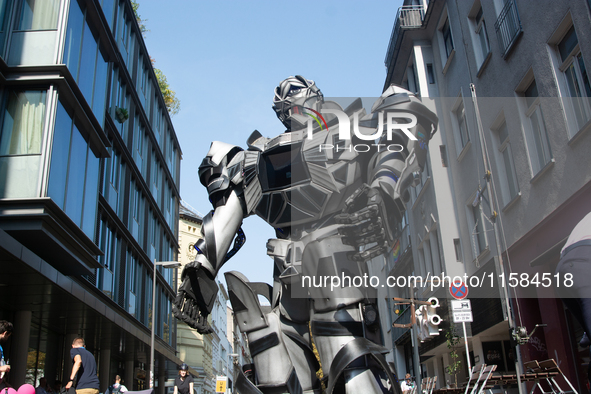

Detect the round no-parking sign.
[{"left": 450, "top": 281, "right": 468, "bottom": 300}]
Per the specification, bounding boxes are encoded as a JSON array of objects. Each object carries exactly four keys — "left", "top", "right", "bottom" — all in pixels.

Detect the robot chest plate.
[{"left": 243, "top": 132, "right": 364, "bottom": 228}]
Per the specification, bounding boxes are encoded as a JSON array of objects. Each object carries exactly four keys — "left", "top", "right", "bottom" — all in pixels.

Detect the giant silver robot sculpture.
[{"left": 173, "top": 76, "right": 438, "bottom": 394}]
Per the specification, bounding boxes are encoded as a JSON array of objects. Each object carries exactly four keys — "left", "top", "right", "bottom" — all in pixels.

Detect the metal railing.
[
  {"left": 384, "top": 5, "right": 426, "bottom": 71},
  {"left": 494, "top": 0, "right": 522, "bottom": 59}
]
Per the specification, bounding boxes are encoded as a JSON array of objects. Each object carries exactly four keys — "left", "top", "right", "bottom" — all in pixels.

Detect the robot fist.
[
  {"left": 172, "top": 260, "right": 218, "bottom": 334},
  {"left": 335, "top": 184, "right": 395, "bottom": 262}
]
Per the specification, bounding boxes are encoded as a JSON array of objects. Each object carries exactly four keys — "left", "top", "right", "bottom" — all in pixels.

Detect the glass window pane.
[
  {"left": 47, "top": 103, "right": 73, "bottom": 208},
  {"left": 578, "top": 53, "right": 591, "bottom": 97},
  {"left": 65, "top": 125, "right": 87, "bottom": 225},
  {"left": 101, "top": 0, "right": 115, "bottom": 30},
  {"left": 63, "top": 0, "right": 84, "bottom": 81},
  {"left": 0, "top": 90, "right": 46, "bottom": 156},
  {"left": 17, "top": 0, "right": 59, "bottom": 31},
  {"left": 78, "top": 22, "right": 97, "bottom": 102},
  {"left": 502, "top": 147, "right": 517, "bottom": 198},
  {"left": 92, "top": 49, "right": 109, "bottom": 127},
  {"left": 558, "top": 26, "right": 578, "bottom": 63},
  {"left": 497, "top": 122, "right": 509, "bottom": 143},
  {"left": 81, "top": 147, "right": 99, "bottom": 238},
  {"left": 524, "top": 80, "right": 538, "bottom": 108}
]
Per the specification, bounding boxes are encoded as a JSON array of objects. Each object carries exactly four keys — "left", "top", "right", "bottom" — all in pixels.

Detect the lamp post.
[{"left": 150, "top": 260, "right": 181, "bottom": 389}]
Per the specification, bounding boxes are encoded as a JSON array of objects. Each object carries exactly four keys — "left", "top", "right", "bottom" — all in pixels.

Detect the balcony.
[
  {"left": 494, "top": 0, "right": 522, "bottom": 59},
  {"left": 384, "top": 5, "right": 426, "bottom": 72}
]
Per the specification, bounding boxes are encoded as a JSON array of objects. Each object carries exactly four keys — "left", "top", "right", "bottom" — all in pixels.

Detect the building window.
[
  {"left": 16, "top": 0, "right": 59, "bottom": 31},
  {"left": 453, "top": 238, "right": 462, "bottom": 262},
  {"left": 47, "top": 101, "right": 100, "bottom": 239},
  {"left": 470, "top": 3, "right": 490, "bottom": 69},
  {"left": 556, "top": 25, "right": 591, "bottom": 135},
  {"left": 63, "top": 0, "right": 109, "bottom": 126},
  {"left": 426, "top": 63, "right": 435, "bottom": 84},
  {"left": 98, "top": 219, "right": 119, "bottom": 299},
  {"left": 521, "top": 79, "right": 552, "bottom": 175},
  {"left": 0, "top": 90, "right": 46, "bottom": 156},
  {"left": 126, "top": 250, "right": 138, "bottom": 318},
  {"left": 452, "top": 95, "right": 470, "bottom": 154},
  {"left": 0, "top": 89, "right": 47, "bottom": 198},
  {"left": 442, "top": 18, "right": 454, "bottom": 59},
  {"left": 429, "top": 230, "right": 442, "bottom": 275},
  {"left": 102, "top": 146, "right": 125, "bottom": 215},
  {"left": 469, "top": 203, "right": 487, "bottom": 257},
  {"left": 406, "top": 64, "right": 419, "bottom": 94},
  {"left": 493, "top": 120, "right": 519, "bottom": 203}
]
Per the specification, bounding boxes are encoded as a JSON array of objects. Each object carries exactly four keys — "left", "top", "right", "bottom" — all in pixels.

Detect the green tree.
[
  {"left": 131, "top": 1, "right": 180, "bottom": 116},
  {"left": 154, "top": 67, "right": 181, "bottom": 116},
  {"left": 131, "top": 1, "right": 148, "bottom": 35},
  {"left": 445, "top": 325, "right": 462, "bottom": 387}
]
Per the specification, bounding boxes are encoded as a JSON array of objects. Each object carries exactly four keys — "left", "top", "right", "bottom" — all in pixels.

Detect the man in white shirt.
[{"left": 400, "top": 373, "right": 414, "bottom": 393}]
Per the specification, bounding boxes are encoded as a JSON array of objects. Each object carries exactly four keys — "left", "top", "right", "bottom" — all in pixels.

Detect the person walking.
[
  {"left": 36, "top": 377, "right": 53, "bottom": 394},
  {"left": 65, "top": 338, "right": 100, "bottom": 394},
  {"left": 105, "top": 375, "right": 127, "bottom": 394},
  {"left": 173, "top": 364, "right": 193, "bottom": 394},
  {"left": 400, "top": 373, "right": 415, "bottom": 393},
  {"left": 0, "top": 320, "right": 13, "bottom": 389}
]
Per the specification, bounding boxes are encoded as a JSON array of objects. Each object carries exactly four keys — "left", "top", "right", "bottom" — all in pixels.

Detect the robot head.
[{"left": 272, "top": 75, "right": 323, "bottom": 130}]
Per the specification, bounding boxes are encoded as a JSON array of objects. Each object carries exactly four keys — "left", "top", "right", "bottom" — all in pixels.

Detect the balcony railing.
[
  {"left": 384, "top": 5, "right": 426, "bottom": 71},
  {"left": 494, "top": 0, "right": 522, "bottom": 59}
]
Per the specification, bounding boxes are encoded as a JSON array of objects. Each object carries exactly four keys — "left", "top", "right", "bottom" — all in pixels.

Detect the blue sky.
[{"left": 138, "top": 1, "right": 402, "bottom": 285}]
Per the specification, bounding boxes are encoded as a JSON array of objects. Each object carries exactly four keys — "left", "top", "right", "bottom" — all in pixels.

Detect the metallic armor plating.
[{"left": 173, "top": 76, "right": 438, "bottom": 394}]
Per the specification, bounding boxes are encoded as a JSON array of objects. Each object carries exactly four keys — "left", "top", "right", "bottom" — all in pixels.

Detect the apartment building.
[
  {"left": 0, "top": 0, "right": 183, "bottom": 392},
  {"left": 382, "top": 0, "right": 591, "bottom": 392}
]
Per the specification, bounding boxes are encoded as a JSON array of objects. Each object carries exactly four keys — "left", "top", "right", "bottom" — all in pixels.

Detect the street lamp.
[{"left": 150, "top": 260, "right": 181, "bottom": 389}]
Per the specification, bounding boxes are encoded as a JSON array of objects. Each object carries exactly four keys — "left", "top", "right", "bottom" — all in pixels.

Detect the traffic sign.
[
  {"left": 451, "top": 299, "right": 471, "bottom": 311},
  {"left": 216, "top": 376, "right": 227, "bottom": 393},
  {"left": 450, "top": 281, "right": 468, "bottom": 300},
  {"left": 452, "top": 310, "right": 473, "bottom": 322}
]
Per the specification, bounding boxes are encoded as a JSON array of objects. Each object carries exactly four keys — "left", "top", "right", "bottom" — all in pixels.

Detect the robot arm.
[
  {"left": 173, "top": 141, "right": 247, "bottom": 333},
  {"left": 337, "top": 87, "right": 438, "bottom": 261}
]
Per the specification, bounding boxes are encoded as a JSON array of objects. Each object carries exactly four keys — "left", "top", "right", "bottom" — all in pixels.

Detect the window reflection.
[
  {"left": 17, "top": 0, "right": 59, "bottom": 31},
  {"left": 47, "top": 102, "right": 100, "bottom": 240},
  {"left": 0, "top": 90, "right": 46, "bottom": 155}
]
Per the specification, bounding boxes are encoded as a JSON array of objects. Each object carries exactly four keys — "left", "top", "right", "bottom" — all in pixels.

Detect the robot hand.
[
  {"left": 335, "top": 184, "right": 394, "bottom": 262},
  {"left": 172, "top": 258, "right": 218, "bottom": 334}
]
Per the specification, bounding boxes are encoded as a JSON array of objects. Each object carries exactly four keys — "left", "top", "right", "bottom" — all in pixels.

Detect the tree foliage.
[
  {"left": 445, "top": 325, "right": 462, "bottom": 387},
  {"left": 131, "top": 1, "right": 180, "bottom": 116},
  {"left": 154, "top": 67, "right": 181, "bottom": 116},
  {"left": 131, "top": 1, "right": 148, "bottom": 35}
]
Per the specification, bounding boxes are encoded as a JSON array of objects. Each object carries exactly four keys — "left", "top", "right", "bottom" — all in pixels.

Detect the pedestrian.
[
  {"left": 35, "top": 377, "right": 52, "bottom": 394},
  {"left": 0, "top": 320, "right": 13, "bottom": 389},
  {"left": 65, "top": 338, "right": 100, "bottom": 394},
  {"left": 400, "top": 373, "right": 414, "bottom": 393},
  {"left": 53, "top": 380, "right": 62, "bottom": 394},
  {"left": 173, "top": 363, "right": 193, "bottom": 394},
  {"left": 105, "top": 375, "right": 127, "bottom": 394},
  {"left": 555, "top": 211, "right": 591, "bottom": 383}
]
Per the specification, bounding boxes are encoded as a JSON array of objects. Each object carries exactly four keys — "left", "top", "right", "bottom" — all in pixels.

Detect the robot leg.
[
  {"left": 225, "top": 271, "right": 321, "bottom": 394},
  {"left": 303, "top": 235, "right": 401, "bottom": 394}
]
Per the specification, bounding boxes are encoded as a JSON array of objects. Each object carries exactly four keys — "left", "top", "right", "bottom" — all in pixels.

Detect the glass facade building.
[{"left": 0, "top": 0, "right": 183, "bottom": 392}]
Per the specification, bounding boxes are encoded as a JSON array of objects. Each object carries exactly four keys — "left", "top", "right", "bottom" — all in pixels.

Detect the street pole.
[
  {"left": 150, "top": 259, "right": 157, "bottom": 389},
  {"left": 150, "top": 260, "right": 181, "bottom": 390},
  {"left": 462, "top": 322, "right": 471, "bottom": 373}
]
